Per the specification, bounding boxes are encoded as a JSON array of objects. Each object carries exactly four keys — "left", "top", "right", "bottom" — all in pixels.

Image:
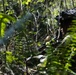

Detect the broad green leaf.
[
  {"left": 37, "top": 0, "right": 44, "bottom": 2},
  {"left": 1, "top": 23, "right": 6, "bottom": 37},
  {"left": 0, "top": 13, "right": 16, "bottom": 37},
  {"left": 6, "top": 51, "right": 18, "bottom": 63},
  {"left": 0, "top": 13, "right": 16, "bottom": 22},
  {"left": 22, "top": 0, "right": 31, "bottom": 5},
  {"left": 0, "top": 15, "right": 3, "bottom": 18},
  {"left": 6, "top": 51, "right": 12, "bottom": 55},
  {"left": 3, "top": 18, "right": 9, "bottom": 22},
  {"left": 65, "top": 63, "right": 71, "bottom": 69}
]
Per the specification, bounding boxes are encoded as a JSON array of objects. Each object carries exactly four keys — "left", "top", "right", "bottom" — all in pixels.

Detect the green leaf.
[
  {"left": 1, "top": 23, "right": 6, "bottom": 37},
  {"left": 65, "top": 63, "right": 71, "bottom": 69},
  {"left": 0, "top": 13, "right": 16, "bottom": 22},
  {"left": 22, "top": 0, "right": 31, "bottom": 5}
]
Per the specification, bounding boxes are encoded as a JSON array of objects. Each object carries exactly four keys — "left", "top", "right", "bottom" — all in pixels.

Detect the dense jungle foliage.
[{"left": 0, "top": 0, "right": 76, "bottom": 75}]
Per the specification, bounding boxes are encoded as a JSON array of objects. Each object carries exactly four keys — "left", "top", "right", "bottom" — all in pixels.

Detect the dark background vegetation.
[{"left": 0, "top": 0, "right": 76, "bottom": 75}]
